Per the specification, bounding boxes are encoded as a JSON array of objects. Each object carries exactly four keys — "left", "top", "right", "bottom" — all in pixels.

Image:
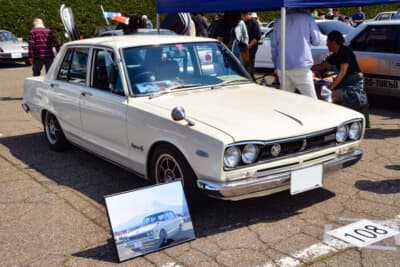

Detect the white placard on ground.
[
  {"left": 327, "top": 219, "right": 400, "bottom": 248},
  {"left": 290, "top": 164, "right": 323, "bottom": 195}
]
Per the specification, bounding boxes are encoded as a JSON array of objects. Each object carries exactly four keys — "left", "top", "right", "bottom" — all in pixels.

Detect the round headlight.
[
  {"left": 241, "top": 144, "right": 259, "bottom": 164},
  {"left": 224, "top": 146, "right": 241, "bottom": 168},
  {"left": 336, "top": 125, "right": 348, "bottom": 143},
  {"left": 349, "top": 121, "right": 362, "bottom": 140}
]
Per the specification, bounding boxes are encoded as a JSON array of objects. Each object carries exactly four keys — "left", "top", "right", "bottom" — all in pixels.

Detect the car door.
[
  {"left": 51, "top": 47, "right": 89, "bottom": 138},
  {"left": 79, "top": 48, "right": 129, "bottom": 164},
  {"left": 349, "top": 25, "right": 400, "bottom": 96}
]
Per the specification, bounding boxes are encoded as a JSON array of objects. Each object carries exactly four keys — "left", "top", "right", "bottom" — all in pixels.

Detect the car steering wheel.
[{"left": 131, "top": 72, "right": 155, "bottom": 83}]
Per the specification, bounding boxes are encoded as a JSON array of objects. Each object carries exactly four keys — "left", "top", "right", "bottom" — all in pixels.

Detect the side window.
[
  {"left": 69, "top": 48, "right": 89, "bottom": 85},
  {"left": 169, "top": 211, "right": 176, "bottom": 219},
  {"left": 350, "top": 26, "right": 399, "bottom": 53},
  {"left": 56, "top": 47, "right": 89, "bottom": 85},
  {"left": 57, "top": 49, "right": 73, "bottom": 81},
  {"left": 92, "top": 49, "right": 124, "bottom": 95}
]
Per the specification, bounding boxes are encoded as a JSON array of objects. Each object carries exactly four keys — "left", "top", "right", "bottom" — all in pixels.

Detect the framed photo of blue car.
[{"left": 105, "top": 181, "right": 196, "bottom": 262}]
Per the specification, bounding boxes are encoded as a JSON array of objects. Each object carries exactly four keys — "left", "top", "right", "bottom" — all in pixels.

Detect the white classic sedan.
[
  {"left": 121, "top": 210, "right": 184, "bottom": 251},
  {"left": 23, "top": 35, "right": 365, "bottom": 201}
]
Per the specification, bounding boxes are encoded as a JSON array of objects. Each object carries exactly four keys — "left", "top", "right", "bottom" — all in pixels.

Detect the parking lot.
[{"left": 0, "top": 62, "right": 399, "bottom": 266}]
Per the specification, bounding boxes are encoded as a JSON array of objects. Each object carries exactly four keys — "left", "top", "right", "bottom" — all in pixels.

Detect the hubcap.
[{"left": 155, "top": 154, "right": 183, "bottom": 184}]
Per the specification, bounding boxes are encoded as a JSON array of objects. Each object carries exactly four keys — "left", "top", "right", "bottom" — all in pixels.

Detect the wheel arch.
[
  {"left": 146, "top": 141, "right": 197, "bottom": 181},
  {"left": 41, "top": 109, "right": 48, "bottom": 124}
]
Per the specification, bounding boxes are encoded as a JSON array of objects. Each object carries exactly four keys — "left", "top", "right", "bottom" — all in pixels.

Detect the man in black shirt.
[
  {"left": 244, "top": 12, "right": 261, "bottom": 79},
  {"left": 312, "top": 30, "right": 369, "bottom": 126}
]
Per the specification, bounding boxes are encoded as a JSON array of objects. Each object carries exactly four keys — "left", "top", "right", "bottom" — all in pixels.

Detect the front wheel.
[
  {"left": 150, "top": 144, "right": 202, "bottom": 204},
  {"left": 44, "top": 112, "right": 68, "bottom": 151}
]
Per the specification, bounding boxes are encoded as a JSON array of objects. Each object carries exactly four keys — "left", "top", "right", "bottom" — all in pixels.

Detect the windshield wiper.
[
  {"left": 149, "top": 84, "right": 201, "bottom": 99},
  {"left": 210, "top": 79, "right": 250, "bottom": 90}
]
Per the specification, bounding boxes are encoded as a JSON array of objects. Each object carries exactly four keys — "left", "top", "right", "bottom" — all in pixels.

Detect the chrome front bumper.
[{"left": 197, "top": 149, "right": 363, "bottom": 201}]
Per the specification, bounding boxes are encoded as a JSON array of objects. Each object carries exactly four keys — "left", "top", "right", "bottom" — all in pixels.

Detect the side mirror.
[
  {"left": 171, "top": 106, "right": 195, "bottom": 126},
  {"left": 17, "top": 37, "right": 23, "bottom": 42}
]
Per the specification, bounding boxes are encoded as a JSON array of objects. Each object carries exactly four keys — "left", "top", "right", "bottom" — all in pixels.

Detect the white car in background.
[
  {"left": 255, "top": 20, "right": 354, "bottom": 69},
  {"left": 372, "top": 11, "right": 399, "bottom": 21},
  {"left": 0, "top": 30, "right": 30, "bottom": 65}
]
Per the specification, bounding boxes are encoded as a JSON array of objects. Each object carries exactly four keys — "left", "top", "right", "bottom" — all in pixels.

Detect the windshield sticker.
[
  {"left": 217, "top": 75, "right": 247, "bottom": 82},
  {"left": 136, "top": 81, "right": 174, "bottom": 94}
]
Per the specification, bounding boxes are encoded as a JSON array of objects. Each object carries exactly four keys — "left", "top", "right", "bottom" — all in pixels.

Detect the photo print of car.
[{"left": 105, "top": 181, "right": 195, "bottom": 262}]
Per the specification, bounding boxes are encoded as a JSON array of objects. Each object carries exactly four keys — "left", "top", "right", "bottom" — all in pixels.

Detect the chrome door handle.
[{"left": 81, "top": 91, "right": 92, "bottom": 96}]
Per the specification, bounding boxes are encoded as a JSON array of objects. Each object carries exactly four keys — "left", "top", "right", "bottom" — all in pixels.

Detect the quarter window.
[
  {"left": 57, "top": 47, "right": 89, "bottom": 85},
  {"left": 350, "top": 26, "right": 400, "bottom": 54}
]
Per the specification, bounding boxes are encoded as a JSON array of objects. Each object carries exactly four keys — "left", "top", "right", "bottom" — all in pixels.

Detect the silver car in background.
[
  {"left": 0, "top": 30, "right": 30, "bottom": 65},
  {"left": 345, "top": 20, "right": 400, "bottom": 97}
]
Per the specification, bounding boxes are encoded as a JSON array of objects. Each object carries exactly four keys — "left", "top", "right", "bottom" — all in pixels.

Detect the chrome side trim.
[{"left": 197, "top": 149, "right": 363, "bottom": 201}]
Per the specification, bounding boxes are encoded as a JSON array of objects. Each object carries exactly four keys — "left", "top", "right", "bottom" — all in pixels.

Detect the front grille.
[
  {"left": 258, "top": 129, "right": 337, "bottom": 162},
  {"left": 127, "top": 232, "right": 148, "bottom": 241}
]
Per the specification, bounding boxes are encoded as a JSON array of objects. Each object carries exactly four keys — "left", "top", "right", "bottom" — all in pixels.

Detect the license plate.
[
  {"left": 133, "top": 240, "right": 142, "bottom": 248},
  {"left": 11, "top": 52, "right": 22, "bottom": 59},
  {"left": 290, "top": 165, "right": 323, "bottom": 195}
]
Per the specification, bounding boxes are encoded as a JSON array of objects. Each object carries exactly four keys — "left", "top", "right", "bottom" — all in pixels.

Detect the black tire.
[
  {"left": 24, "top": 59, "right": 31, "bottom": 66},
  {"left": 158, "top": 229, "right": 167, "bottom": 248},
  {"left": 43, "top": 112, "right": 68, "bottom": 152},
  {"left": 150, "top": 144, "right": 203, "bottom": 205}
]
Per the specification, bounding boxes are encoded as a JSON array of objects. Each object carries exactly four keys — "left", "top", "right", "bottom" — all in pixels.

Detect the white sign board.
[{"left": 327, "top": 219, "right": 399, "bottom": 248}]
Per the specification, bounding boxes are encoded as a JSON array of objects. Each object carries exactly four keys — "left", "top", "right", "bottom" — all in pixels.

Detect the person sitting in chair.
[{"left": 312, "top": 30, "right": 370, "bottom": 127}]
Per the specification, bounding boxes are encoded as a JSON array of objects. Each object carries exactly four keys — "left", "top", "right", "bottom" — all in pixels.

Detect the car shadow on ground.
[
  {"left": 355, "top": 178, "right": 400, "bottom": 194},
  {"left": 1, "top": 132, "right": 336, "bottom": 262},
  {"left": 363, "top": 128, "right": 400, "bottom": 140},
  {"left": 0, "top": 61, "right": 29, "bottom": 69}
]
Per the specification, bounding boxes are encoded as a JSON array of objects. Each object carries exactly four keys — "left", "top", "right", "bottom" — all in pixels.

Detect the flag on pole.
[
  {"left": 103, "top": 11, "right": 122, "bottom": 19},
  {"left": 111, "top": 15, "right": 130, "bottom": 25}
]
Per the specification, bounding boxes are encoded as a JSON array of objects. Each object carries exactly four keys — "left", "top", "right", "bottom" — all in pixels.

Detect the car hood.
[
  {"left": 130, "top": 224, "right": 156, "bottom": 236},
  {"left": 146, "top": 84, "right": 362, "bottom": 142},
  {"left": 0, "top": 41, "right": 26, "bottom": 52}
]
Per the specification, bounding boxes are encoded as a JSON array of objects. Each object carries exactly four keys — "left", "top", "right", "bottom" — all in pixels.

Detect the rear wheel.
[
  {"left": 43, "top": 112, "right": 68, "bottom": 151},
  {"left": 24, "top": 59, "right": 31, "bottom": 66},
  {"left": 150, "top": 144, "right": 202, "bottom": 204}
]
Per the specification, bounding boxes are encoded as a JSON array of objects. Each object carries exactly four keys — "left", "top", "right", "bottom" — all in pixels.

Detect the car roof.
[
  {"left": 65, "top": 34, "right": 216, "bottom": 49},
  {"left": 362, "top": 19, "right": 400, "bottom": 25}
]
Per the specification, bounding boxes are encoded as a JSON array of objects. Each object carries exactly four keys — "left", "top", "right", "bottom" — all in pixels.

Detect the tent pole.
[
  {"left": 157, "top": 13, "right": 160, "bottom": 33},
  {"left": 280, "top": 7, "right": 286, "bottom": 91}
]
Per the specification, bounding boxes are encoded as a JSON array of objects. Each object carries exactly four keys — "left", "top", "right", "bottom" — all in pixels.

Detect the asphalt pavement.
[{"left": 0, "top": 62, "right": 399, "bottom": 267}]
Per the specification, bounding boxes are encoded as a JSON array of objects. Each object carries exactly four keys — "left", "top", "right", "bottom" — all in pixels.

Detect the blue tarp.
[{"left": 157, "top": 0, "right": 399, "bottom": 13}]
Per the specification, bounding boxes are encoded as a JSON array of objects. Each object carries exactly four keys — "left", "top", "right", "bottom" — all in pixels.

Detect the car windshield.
[
  {"left": 0, "top": 31, "right": 17, "bottom": 42},
  {"left": 122, "top": 42, "right": 251, "bottom": 96},
  {"left": 317, "top": 21, "right": 353, "bottom": 36}
]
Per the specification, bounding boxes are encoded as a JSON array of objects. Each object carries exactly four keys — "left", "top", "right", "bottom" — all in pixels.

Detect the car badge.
[{"left": 271, "top": 144, "right": 281, "bottom": 157}]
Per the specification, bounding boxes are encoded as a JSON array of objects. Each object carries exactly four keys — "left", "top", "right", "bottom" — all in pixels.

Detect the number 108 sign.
[{"left": 327, "top": 219, "right": 399, "bottom": 248}]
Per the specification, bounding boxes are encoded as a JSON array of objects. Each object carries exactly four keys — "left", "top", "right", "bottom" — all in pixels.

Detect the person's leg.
[
  {"left": 44, "top": 58, "right": 54, "bottom": 73},
  {"left": 32, "top": 60, "right": 44, "bottom": 76},
  {"left": 277, "top": 69, "right": 295, "bottom": 93},
  {"left": 332, "top": 89, "right": 343, "bottom": 104},
  {"left": 248, "top": 47, "right": 257, "bottom": 79},
  {"left": 290, "top": 67, "right": 317, "bottom": 99}
]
